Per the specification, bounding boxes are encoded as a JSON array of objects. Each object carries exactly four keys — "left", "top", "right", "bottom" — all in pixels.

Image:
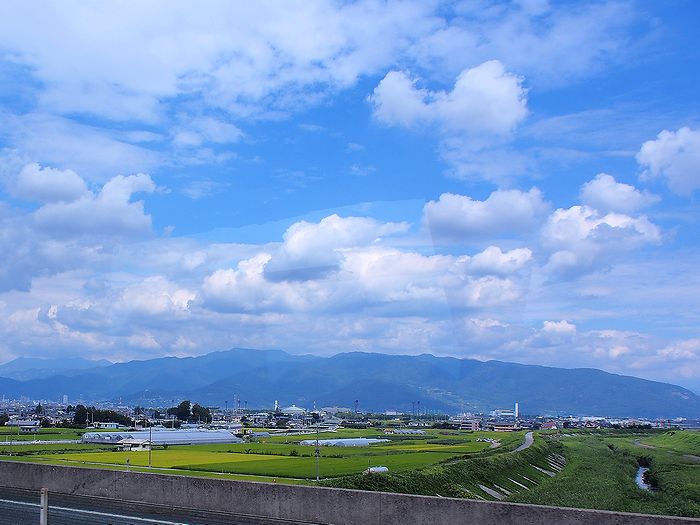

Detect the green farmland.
[
  {"left": 2, "top": 427, "right": 698, "bottom": 518},
  {"left": 1, "top": 428, "right": 517, "bottom": 482}
]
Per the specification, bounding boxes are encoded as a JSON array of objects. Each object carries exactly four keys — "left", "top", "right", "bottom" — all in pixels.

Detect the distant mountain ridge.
[
  {"left": 0, "top": 356, "right": 112, "bottom": 381},
  {"left": 0, "top": 348, "right": 697, "bottom": 418}
]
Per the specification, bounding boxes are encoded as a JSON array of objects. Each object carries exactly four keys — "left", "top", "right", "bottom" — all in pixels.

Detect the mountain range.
[{"left": 0, "top": 349, "right": 697, "bottom": 418}]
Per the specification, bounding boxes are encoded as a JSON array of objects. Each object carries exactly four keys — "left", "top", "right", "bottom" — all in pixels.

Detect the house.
[{"left": 540, "top": 421, "right": 560, "bottom": 430}]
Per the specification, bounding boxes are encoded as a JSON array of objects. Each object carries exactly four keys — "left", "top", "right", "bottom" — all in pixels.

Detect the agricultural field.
[
  {"left": 0, "top": 427, "right": 521, "bottom": 483},
  {"left": 0, "top": 427, "right": 85, "bottom": 441},
  {"left": 3, "top": 426, "right": 696, "bottom": 518}
]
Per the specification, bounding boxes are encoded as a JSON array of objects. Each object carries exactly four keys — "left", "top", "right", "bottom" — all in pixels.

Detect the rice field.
[{"left": 0, "top": 428, "right": 519, "bottom": 481}]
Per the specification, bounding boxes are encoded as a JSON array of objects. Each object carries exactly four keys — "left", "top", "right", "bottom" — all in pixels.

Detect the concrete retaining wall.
[{"left": 0, "top": 461, "right": 697, "bottom": 524}]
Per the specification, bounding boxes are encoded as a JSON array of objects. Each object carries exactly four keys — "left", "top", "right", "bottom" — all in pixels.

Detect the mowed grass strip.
[
  {"left": 35, "top": 450, "right": 285, "bottom": 469},
  {"left": 380, "top": 442, "right": 490, "bottom": 453},
  {"left": 178, "top": 451, "right": 456, "bottom": 478},
  {"left": 640, "top": 431, "right": 700, "bottom": 456},
  {"left": 0, "top": 443, "right": 106, "bottom": 454}
]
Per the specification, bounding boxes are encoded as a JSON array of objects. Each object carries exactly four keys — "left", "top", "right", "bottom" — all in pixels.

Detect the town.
[{"left": 1, "top": 396, "right": 692, "bottom": 442}]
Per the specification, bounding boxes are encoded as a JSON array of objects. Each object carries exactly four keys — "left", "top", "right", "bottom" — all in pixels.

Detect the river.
[{"left": 635, "top": 467, "right": 652, "bottom": 491}]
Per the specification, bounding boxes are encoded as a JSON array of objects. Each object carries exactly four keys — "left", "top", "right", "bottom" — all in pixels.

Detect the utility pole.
[
  {"left": 148, "top": 415, "right": 152, "bottom": 468},
  {"left": 315, "top": 423, "right": 320, "bottom": 483}
]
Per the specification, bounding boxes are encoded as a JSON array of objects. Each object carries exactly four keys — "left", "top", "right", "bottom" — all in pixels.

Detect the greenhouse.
[
  {"left": 298, "top": 438, "right": 389, "bottom": 447},
  {"left": 81, "top": 429, "right": 243, "bottom": 446}
]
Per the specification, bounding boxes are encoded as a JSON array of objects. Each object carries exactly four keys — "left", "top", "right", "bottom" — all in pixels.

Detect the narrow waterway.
[{"left": 635, "top": 467, "right": 652, "bottom": 491}]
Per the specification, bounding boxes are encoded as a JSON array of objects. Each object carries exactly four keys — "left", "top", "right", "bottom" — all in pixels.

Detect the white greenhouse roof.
[
  {"left": 81, "top": 429, "right": 243, "bottom": 445},
  {"left": 298, "top": 438, "right": 389, "bottom": 447}
]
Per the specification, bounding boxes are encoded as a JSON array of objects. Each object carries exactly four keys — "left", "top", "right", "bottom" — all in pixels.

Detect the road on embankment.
[
  {"left": 0, "top": 486, "right": 320, "bottom": 525},
  {"left": 514, "top": 431, "right": 534, "bottom": 452}
]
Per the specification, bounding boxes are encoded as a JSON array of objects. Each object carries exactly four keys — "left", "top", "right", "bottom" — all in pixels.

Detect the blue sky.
[{"left": 0, "top": 1, "right": 699, "bottom": 392}]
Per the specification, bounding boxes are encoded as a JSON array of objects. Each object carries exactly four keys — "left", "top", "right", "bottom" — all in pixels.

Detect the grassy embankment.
[
  {"left": 508, "top": 430, "right": 700, "bottom": 518},
  {"left": 324, "top": 433, "right": 559, "bottom": 498},
  {"left": 323, "top": 429, "right": 699, "bottom": 519}
]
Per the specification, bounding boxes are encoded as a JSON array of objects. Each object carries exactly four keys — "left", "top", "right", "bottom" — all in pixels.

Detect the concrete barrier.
[{"left": 0, "top": 460, "right": 697, "bottom": 524}]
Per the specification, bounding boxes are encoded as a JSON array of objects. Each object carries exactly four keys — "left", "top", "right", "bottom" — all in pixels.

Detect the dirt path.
[{"left": 633, "top": 439, "right": 656, "bottom": 449}]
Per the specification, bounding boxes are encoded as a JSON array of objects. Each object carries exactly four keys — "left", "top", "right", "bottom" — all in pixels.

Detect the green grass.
[
  {"left": 179, "top": 451, "right": 457, "bottom": 478},
  {"left": 510, "top": 432, "right": 700, "bottom": 518},
  {"left": 23, "top": 444, "right": 466, "bottom": 479},
  {"left": 324, "top": 435, "right": 556, "bottom": 498},
  {"left": 638, "top": 430, "right": 700, "bottom": 455},
  {"left": 2, "top": 427, "right": 511, "bottom": 481},
  {"left": 0, "top": 427, "right": 85, "bottom": 441},
  {"left": 0, "top": 443, "right": 106, "bottom": 454},
  {"left": 2, "top": 426, "right": 697, "bottom": 518}
]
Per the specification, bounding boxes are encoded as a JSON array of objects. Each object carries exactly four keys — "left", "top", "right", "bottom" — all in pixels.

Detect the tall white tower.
[{"left": 514, "top": 402, "right": 519, "bottom": 418}]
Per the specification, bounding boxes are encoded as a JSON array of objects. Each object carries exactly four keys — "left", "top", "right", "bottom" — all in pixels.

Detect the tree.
[
  {"left": 73, "top": 405, "right": 88, "bottom": 425},
  {"left": 34, "top": 403, "right": 43, "bottom": 415},
  {"left": 167, "top": 400, "right": 191, "bottom": 421},
  {"left": 191, "top": 403, "right": 212, "bottom": 423}
]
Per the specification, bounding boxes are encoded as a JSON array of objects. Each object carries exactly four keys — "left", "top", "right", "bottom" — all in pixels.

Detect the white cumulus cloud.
[
  {"left": 370, "top": 60, "right": 528, "bottom": 136},
  {"left": 542, "top": 205, "right": 661, "bottom": 278},
  {"left": 580, "top": 173, "right": 658, "bottom": 213},
  {"left": 542, "top": 320, "right": 577, "bottom": 334},
  {"left": 465, "top": 246, "right": 533, "bottom": 275},
  {"left": 637, "top": 127, "right": 700, "bottom": 195},
  {"left": 13, "top": 163, "right": 89, "bottom": 202},
  {"left": 33, "top": 173, "right": 156, "bottom": 237},
  {"left": 264, "top": 214, "right": 409, "bottom": 281},
  {"left": 423, "top": 188, "right": 548, "bottom": 241}
]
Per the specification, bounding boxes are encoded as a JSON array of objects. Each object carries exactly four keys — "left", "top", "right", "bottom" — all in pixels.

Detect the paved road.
[
  {"left": 0, "top": 486, "right": 320, "bottom": 525},
  {"left": 514, "top": 431, "right": 534, "bottom": 452}
]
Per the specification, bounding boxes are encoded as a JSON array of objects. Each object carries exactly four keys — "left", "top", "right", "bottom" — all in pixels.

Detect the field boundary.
[{"left": 0, "top": 460, "right": 697, "bottom": 524}]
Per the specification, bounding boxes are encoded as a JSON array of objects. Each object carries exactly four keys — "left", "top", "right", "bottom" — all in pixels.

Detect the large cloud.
[
  {"left": 33, "top": 173, "right": 156, "bottom": 237},
  {"left": 0, "top": 2, "right": 632, "bottom": 124},
  {"left": 637, "top": 127, "right": 700, "bottom": 195},
  {"left": 13, "top": 163, "right": 88, "bottom": 202},
  {"left": 0, "top": 2, "right": 438, "bottom": 122},
  {"left": 264, "top": 214, "right": 408, "bottom": 281},
  {"left": 423, "top": 188, "right": 548, "bottom": 241},
  {"left": 202, "top": 240, "right": 525, "bottom": 315},
  {"left": 542, "top": 205, "right": 661, "bottom": 278},
  {"left": 580, "top": 173, "right": 658, "bottom": 213},
  {"left": 370, "top": 61, "right": 527, "bottom": 137}
]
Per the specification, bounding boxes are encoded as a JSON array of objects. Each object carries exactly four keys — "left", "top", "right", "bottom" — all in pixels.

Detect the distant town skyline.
[{"left": 0, "top": 1, "right": 699, "bottom": 393}]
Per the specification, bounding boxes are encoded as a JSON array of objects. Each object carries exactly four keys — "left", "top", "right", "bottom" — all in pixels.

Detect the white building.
[
  {"left": 281, "top": 404, "right": 307, "bottom": 416},
  {"left": 93, "top": 422, "right": 119, "bottom": 429}
]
